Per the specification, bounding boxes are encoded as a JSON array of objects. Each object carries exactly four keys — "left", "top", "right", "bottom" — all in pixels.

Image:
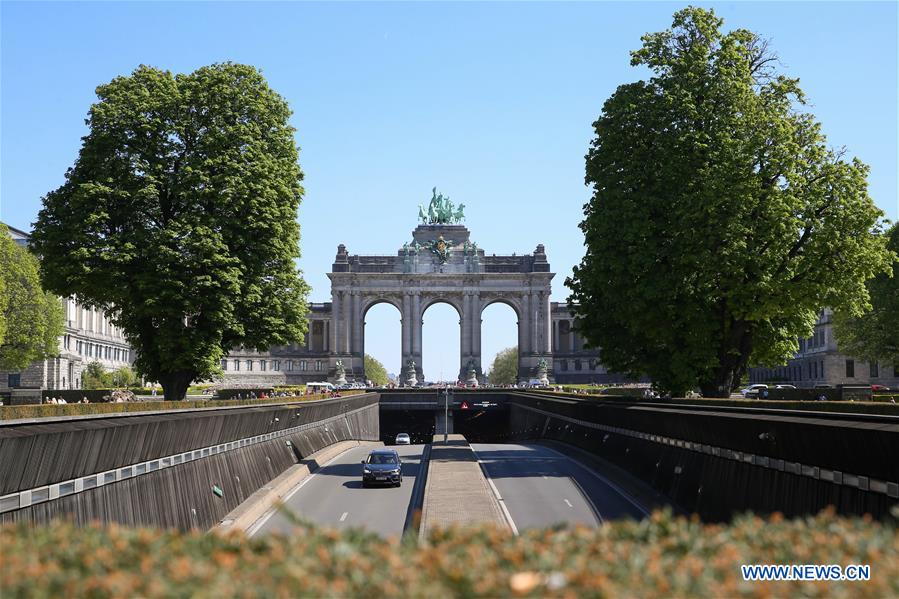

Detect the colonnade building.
[{"left": 0, "top": 224, "right": 132, "bottom": 391}]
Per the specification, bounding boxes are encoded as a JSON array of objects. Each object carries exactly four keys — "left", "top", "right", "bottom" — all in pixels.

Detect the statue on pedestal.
[
  {"left": 334, "top": 359, "right": 347, "bottom": 386},
  {"left": 465, "top": 358, "right": 479, "bottom": 387},
  {"left": 405, "top": 359, "right": 418, "bottom": 387},
  {"left": 537, "top": 357, "right": 550, "bottom": 386}
]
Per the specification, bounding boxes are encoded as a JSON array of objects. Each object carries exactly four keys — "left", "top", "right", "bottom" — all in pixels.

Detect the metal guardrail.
[
  {"left": 515, "top": 404, "right": 899, "bottom": 499},
  {"left": 0, "top": 405, "right": 373, "bottom": 514}
]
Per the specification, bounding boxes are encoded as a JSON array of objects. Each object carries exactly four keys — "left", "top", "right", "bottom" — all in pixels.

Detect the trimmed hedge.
[
  {"left": 1, "top": 509, "right": 897, "bottom": 597},
  {"left": 0, "top": 390, "right": 364, "bottom": 421}
]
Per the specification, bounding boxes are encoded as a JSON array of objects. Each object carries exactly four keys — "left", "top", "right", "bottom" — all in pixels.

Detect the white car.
[
  {"left": 741, "top": 384, "right": 768, "bottom": 398},
  {"left": 395, "top": 433, "right": 411, "bottom": 445}
]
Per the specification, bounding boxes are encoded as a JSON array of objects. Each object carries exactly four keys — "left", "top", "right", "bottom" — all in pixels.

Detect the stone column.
[
  {"left": 472, "top": 293, "right": 481, "bottom": 365},
  {"left": 552, "top": 319, "right": 559, "bottom": 353},
  {"left": 340, "top": 291, "right": 350, "bottom": 354},
  {"left": 331, "top": 291, "right": 341, "bottom": 355},
  {"left": 324, "top": 320, "right": 330, "bottom": 353},
  {"left": 542, "top": 290, "right": 553, "bottom": 354},
  {"left": 520, "top": 292, "right": 531, "bottom": 355},
  {"left": 401, "top": 293, "right": 411, "bottom": 357},
  {"left": 459, "top": 292, "right": 477, "bottom": 382},
  {"left": 569, "top": 320, "right": 576, "bottom": 352},
  {"left": 462, "top": 292, "right": 472, "bottom": 356},
  {"left": 412, "top": 292, "right": 422, "bottom": 380},
  {"left": 352, "top": 292, "right": 362, "bottom": 354}
]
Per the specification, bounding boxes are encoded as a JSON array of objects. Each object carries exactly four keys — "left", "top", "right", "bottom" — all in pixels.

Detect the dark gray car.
[{"left": 361, "top": 449, "right": 403, "bottom": 487}]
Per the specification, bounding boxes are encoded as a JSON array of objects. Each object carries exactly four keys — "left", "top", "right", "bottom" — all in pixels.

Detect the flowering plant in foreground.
[{"left": 1, "top": 508, "right": 897, "bottom": 598}]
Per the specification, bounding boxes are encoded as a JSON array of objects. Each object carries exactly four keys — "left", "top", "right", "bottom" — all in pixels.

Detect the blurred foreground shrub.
[{"left": 1, "top": 509, "right": 897, "bottom": 597}]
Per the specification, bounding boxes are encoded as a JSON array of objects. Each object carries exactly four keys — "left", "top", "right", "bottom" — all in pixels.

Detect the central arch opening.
[
  {"left": 363, "top": 301, "right": 401, "bottom": 386},
  {"left": 421, "top": 301, "right": 460, "bottom": 384},
  {"left": 482, "top": 302, "right": 519, "bottom": 385}
]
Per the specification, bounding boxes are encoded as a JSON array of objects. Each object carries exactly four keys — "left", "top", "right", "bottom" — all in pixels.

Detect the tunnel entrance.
[
  {"left": 378, "top": 408, "right": 436, "bottom": 446},
  {"left": 452, "top": 408, "right": 511, "bottom": 443}
]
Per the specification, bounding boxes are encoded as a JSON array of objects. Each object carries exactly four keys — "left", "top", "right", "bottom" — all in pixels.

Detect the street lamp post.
[{"left": 444, "top": 386, "right": 449, "bottom": 443}]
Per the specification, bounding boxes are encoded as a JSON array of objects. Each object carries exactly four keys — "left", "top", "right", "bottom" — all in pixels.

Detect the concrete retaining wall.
[
  {"left": 0, "top": 394, "right": 379, "bottom": 530},
  {"left": 508, "top": 395, "right": 899, "bottom": 520}
]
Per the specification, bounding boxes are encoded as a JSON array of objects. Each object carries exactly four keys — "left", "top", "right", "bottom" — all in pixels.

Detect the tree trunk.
[
  {"left": 159, "top": 371, "right": 193, "bottom": 401},
  {"left": 700, "top": 319, "right": 754, "bottom": 398}
]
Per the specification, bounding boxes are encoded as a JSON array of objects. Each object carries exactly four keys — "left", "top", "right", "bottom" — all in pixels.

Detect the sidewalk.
[{"left": 419, "top": 434, "right": 509, "bottom": 539}]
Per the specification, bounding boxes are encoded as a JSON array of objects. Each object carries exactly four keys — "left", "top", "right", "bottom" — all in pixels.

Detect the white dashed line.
[
  {"left": 563, "top": 499, "right": 573, "bottom": 508},
  {"left": 339, "top": 512, "right": 348, "bottom": 522}
]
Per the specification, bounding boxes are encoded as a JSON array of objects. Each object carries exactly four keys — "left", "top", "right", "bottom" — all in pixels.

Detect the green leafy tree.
[
  {"left": 567, "top": 8, "right": 894, "bottom": 397},
  {"left": 833, "top": 224, "right": 899, "bottom": 365},
  {"left": 110, "top": 365, "right": 139, "bottom": 388},
  {"left": 363, "top": 354, "right": 388, "bottom": 387},
  {"left": 82, "top": 361, "right": 111, "bottom": 389},
  {"left": 0, "top": 224, "right": 65, "bottom": 370},
  {"left": 487, "top": 347, "right": 518, "bottom": 385},
  {"left": 31, "top": 63, "right": 309, "bottom": 401}
]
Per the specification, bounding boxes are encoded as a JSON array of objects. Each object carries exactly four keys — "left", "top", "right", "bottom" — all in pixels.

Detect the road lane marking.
[
  {"left": 538, "top": 444, "right": 650, "bottom": 518},
  {"left": 470, "top": 446, "right": 519, "bottom": 536},
  {"left": 569, "top": 474, "right": 604, "bottom": 526},
  {"left": 564, "top": 499, "right": 573, "bottom": 508},
  {"left": 339, "top": 512, "right": 348, "bottom": 522},
  {"left": 247, "top": 444, "right": 366, "bottom": 537}
]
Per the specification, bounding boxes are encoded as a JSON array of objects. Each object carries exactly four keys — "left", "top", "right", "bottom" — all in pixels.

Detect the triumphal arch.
[
  {"left": 223, "top": 190, "right": 620, "bottom": 386},
  {"left": 330, "top": 189, "right": 553, "bottom": 384}
]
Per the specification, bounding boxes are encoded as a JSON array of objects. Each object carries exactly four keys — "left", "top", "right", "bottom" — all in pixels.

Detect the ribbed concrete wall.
[
  {"left": 508, "top": 396, "right": 899, "bottom": 520},
  {"left": 0, "top": 395, "right": 379, "bottom": 530}
]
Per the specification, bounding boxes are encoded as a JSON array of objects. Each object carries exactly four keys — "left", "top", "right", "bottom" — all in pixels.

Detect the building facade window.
[
  {"left": 8, "top": 374, "right": 21, "bottom": 388},
  {"left": 234, "top": 360, "right": 240, "bottom": 371},
  {"left": 870, "top": 362, "right": 878, "bottom": 378},
  {"left": 287, "top": 361, "right": 293, "bottom": 371},
  {"left": 315, "top": 360, "right": 322, "bottom": 372},
  {"left": 845, "top": 359, "right": 854, "bottom": 378},
  {"left": 221, "top": 360, "right": 228, "bottom": 370},
  {"left": 273, "top": 360, "right": 281, "bottom": 371},
  {"left": 246, "top": 360, "right": 253, "bottom": 371},
  {"left": 301, "top": 360, "right": 307, "bottom": 371},
  {"left": 260, "top": 360, "right": 267, "bottom": 372}
]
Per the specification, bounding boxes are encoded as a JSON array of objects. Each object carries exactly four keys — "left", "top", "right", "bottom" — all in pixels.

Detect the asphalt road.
[
  {"left": 250, "top": 444, "right": 425, "bottom": 538},
  {"left": 471, "top": 443, "right": 647, "bottom": 530}
]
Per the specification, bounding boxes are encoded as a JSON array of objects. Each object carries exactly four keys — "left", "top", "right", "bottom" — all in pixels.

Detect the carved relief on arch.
[
  {"left": 419, "top": 293, "right": 464, "bottom": 317},
  {"left": 479, "top": 294, "right": 523, "bottom": 318},
  {"left": 360, "top": 293, "right": 403, "bottom": 317}
]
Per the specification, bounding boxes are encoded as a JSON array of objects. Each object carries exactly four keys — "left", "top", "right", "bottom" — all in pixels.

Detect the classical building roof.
[{"left": 2, "top": 221, "right": 32, "bottom": 247}]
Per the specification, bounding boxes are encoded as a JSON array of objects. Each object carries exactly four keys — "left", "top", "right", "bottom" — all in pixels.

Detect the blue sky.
[{"left": 2, "top": 2, "right": 897, "bottom": 381}]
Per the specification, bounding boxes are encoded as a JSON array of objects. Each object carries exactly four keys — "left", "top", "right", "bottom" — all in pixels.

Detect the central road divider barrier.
[{"left": 419, "top": 434, "right": 509, "bottom": 539}]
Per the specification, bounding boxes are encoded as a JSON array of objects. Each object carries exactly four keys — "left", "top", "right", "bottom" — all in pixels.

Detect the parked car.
[
  {"left": 741, "top": 384, "right": 768, "bottom": 398},
  {"left": 395, "top": 432, "right": 411, "bottom": 445},
  {"left": 361, "top": 449, "right": 403, "bottom": 487},
  {"left": 774, "top": 384, "right": 796, "bottom": 389},
  {"left": 871, "top": 384, "right": 890, "bottom": 392}
]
